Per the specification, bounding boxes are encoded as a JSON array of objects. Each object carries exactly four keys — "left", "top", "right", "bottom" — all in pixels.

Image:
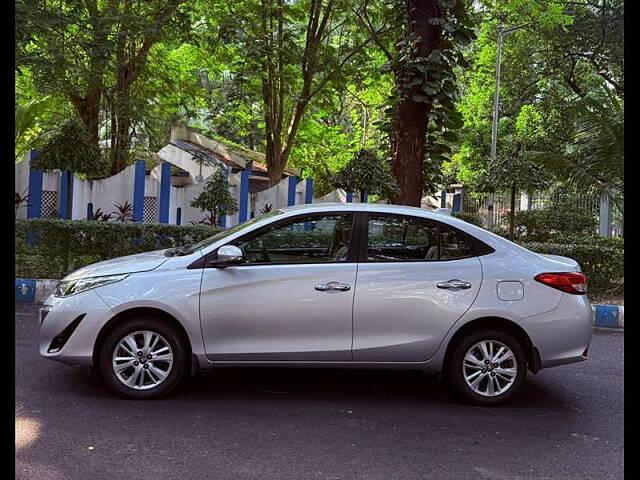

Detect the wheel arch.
[
  {"left": 443, "top": 317, "right": 541, "bottom": 374},
  {"left": 92, "top": 307, "right": 195, "bottom": 373}
]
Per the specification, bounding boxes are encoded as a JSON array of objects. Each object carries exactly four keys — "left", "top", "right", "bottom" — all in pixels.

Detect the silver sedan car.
[{"left": 39, "top": 204, "right": 592, "bottom": 405}]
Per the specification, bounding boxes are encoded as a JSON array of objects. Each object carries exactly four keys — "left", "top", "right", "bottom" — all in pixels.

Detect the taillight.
[{"left": 534, "top": 272, "right": 588, "bottom": 295}]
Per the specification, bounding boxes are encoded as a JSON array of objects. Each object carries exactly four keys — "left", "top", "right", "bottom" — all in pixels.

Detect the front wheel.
[
  {"left": 447, "top": 330, "right": 527, "bottom": 406},
  {"left": 99, "top": 318, "right": 187, "bottom": 399}
]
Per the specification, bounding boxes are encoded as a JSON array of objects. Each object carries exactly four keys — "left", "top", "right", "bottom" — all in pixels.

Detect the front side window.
[
  {"left": 366, "top": 214, "right": 474, "bottom": 262},
  {"left": 232, "top": 214, "right": 354, "bottom": 264}
]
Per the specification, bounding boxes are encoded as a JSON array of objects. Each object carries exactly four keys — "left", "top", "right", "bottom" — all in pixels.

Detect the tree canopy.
[{"left": 16, "top": 0, "right": 623, "bottom": 210}]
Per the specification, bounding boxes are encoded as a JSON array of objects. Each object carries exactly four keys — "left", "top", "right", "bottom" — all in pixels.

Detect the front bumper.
[
  {"left": 39, "top": 290, "right": 114, "bottom": 366},
  {"left": 522, "top": 293, "right": 593, "bottom": 369}
]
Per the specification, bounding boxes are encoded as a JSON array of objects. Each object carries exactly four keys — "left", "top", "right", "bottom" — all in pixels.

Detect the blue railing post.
[
  {"left": 159, "top": 162, "right": 171, "bottom": 224},
  {"left": 133, "top": 160, "right": 145, "bottom": 223},
  {"left": 452, "top": 193, "right": 461, "bottom": 212},
  {"left": 346, "top": 191, "right": 353, "bottom": 203},
  {"left": 288, "top": 176, "right": 297, "bottom": 206},
  {"left": 305, "top": 178, "right": 313, "bottom": 204},
  {"left": 239, "top": 163, "right": 252, "bottom": 224},
  {"left": 27, "top": 151, "right": 43, "bottom": 219},
  {"left": 58, "top": 170, "right": 74, "bottom": 219},
  {"left": 440, "top": 190, "right": 447, "bottom": 208}
]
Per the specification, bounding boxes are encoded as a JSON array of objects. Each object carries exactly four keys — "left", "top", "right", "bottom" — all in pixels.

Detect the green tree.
[
  {"left": 530, "top": 87, "right": 623, "bottom": 211},
  {"left": 332, "top": 149, "right": 398, "bottom": 198},
  {"left": 32, "top": 118, "right": 108, "bottom": 219},
  {"left": 190, "top": 169, "right": 239, "bottom": 226},
  {"left": 16, "top": 0, "right": 190, "bottom": 173},
  {"left": 209, "top": 0, "right": 384, "bottom": 186}
]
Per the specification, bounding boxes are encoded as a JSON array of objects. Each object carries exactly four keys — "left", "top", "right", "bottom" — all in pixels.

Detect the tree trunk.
[
  {"left": 71, "top": 93, "right": 101, "bottom": 149},
  {"left": 509, "top": 183, "right": 517, "bottom": 240},
  {"left": 391, "top": 0, "right": 441, "bottom": 207}
]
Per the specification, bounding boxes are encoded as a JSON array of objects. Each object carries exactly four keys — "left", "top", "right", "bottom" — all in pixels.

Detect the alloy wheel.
[
  {"left": 112, "top": 330, "right": 174, "bottom": 390},
  {"left": 462, "top": 340, "right": 518, "bottom": 397}
]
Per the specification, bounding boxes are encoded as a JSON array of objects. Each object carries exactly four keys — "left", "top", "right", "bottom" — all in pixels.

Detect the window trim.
[
  {"left": 358, "top": 212, "right": 494, "bottom": 264},
  {"left": 202, "top": 211, "right": 360, "bottom": 268}
]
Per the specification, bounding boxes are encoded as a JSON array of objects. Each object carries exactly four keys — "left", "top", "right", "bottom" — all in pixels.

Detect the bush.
[
  {"left": 510, "top": 204, "right": 597, "bottom": 242},
  {"left": 452, "top": 212, "right": 484, "bottom": 227},
  {"left": 16, "top": 219, "right": 220, "bottom": 279},
  {"left": 520, "top": 240, "right": 624, "bottom": 299}
]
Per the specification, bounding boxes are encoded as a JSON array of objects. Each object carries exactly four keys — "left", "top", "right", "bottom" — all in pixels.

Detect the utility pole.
[{"left": 488, "top": 22, "right": 531, "bottom": 229}]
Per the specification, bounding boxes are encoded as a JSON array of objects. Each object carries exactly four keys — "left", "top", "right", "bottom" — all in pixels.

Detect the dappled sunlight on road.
[{"left": 16, "top": 416, "right": 41, "bottom": 450}]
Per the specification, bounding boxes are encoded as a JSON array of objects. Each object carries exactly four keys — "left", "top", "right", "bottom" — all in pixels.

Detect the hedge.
[
  {"left": 16, "top": 219, "right": 220, "bottom": 279},
  {"left": 452, "top": 211, "right": 484, "bottom": 227}
]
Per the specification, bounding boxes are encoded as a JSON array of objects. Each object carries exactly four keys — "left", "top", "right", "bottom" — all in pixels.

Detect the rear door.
[{"left": 352, "top": 213, "right": 483, "bottom": 361}]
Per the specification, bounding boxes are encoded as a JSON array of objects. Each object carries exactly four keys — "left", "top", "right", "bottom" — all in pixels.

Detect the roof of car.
[{"left": 279, "top": 202, "right": 451, "bottom": 218}]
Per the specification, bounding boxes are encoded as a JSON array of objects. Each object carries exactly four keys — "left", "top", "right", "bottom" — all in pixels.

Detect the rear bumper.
[{"left": 522, "top": 293, "right": 592, "bottom": 369}]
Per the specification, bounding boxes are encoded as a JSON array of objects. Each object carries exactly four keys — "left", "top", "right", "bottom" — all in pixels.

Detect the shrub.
[
  {"left": 16, "top": 219, "right": 220, "bottom": 279},
  {"left": 452, "top": 212, "right": 484, "bottom": 227},
  {"left": 520, "top": 240, "right": 624, "bottom": 299},
  {"left": 509, "top": 204, "right": 597, "bottom": 242}
]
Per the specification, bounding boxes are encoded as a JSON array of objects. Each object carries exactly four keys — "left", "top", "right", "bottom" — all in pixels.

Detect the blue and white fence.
[{"left": 15, "top": 151, "right": 370, "bottom": 227}]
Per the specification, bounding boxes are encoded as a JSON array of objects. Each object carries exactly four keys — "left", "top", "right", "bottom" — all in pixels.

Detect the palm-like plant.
[
  {"left": 112, "top": 201, "right": 133, "bottom": 222},
  {"left": 530, "top": 88, "right": 623, "bottom": 211},
  {"left": 15, "top": 96, "right": 58, "bottom": 161}
]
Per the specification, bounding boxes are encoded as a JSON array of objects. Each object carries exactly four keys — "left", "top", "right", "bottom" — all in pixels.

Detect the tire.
[
  {"left": 446, "top": 329, "right": 527, "bottom": 406},
  {"left": 99, "top": 317, "right": 187, "bottom": 399}
]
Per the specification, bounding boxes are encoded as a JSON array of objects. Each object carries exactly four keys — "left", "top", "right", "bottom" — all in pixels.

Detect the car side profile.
[{"left": 39, "top": 203, "right": 592, "bottom": 405}]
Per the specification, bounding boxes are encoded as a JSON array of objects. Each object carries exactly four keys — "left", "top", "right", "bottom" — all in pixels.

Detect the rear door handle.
[
  {"left": 436, "top": 279, "right": 472, "bottom": 290},
  {"left": 315, "top": 281, "right": 351, "bottom": 292}
]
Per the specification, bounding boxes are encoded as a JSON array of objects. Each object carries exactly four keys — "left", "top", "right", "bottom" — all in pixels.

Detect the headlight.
[{"left": 54, "top": 274, "right": 129, "bottom": 298}]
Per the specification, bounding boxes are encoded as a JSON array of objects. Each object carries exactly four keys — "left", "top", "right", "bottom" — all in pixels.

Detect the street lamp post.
[{"left": 488, "top": 22, "right": 531, "bottom": 229}]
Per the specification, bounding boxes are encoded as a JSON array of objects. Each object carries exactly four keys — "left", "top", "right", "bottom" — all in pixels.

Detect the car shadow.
[{"left": 62, "top": 365, "right": 572, "bottom": 410}]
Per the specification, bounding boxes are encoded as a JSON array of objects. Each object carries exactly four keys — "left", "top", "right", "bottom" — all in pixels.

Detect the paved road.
[{"left": 16, "top": 303, "right": 623, "bottom": 480}]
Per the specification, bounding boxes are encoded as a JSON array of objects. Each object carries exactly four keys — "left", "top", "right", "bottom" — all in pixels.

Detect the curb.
[
  {"left": 16, "top": 278, "right": 624, "bottom": 329},
  {"left": 16, "top": 278, "right": 58, "bottom": 304},
  {"left": 592, "top": 304, "right": 624, "bottom": 329}
]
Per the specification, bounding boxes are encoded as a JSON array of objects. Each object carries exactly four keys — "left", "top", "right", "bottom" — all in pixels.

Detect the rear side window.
[
  {"left": 366, "top": 214, "right": 477, "bottom": 262},
  {"left": 439, "top": 224, "right": 474, "bottom": 259}
]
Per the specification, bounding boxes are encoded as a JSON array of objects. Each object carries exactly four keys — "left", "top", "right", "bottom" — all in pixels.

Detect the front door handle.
[
  {"left": 436, "top": 279, "right": 472, "bottom": 290},
  {"left": 315, "top": 281, "right": 351, "bottom": 292}
]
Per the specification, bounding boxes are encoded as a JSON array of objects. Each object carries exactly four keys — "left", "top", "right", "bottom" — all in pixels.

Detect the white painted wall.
[
  {"left": 71, "top": 163, "right": 137, "bottom": 220},
  {"left": 15, "top": 155, "right": 31, "bottom": 219},
  {"left": 253, "top": 177, "right": 291, "bottom": 218}
]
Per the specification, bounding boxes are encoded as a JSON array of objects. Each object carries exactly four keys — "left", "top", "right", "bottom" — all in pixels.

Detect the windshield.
[{"left": 181, "top": 210, "right": 284, "bottom": 255}]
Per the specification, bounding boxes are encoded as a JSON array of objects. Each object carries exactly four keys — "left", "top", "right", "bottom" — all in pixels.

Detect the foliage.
[
  {"left": 112, "top": 201, "right": 134, "bottom": 222},
  {"left": 529, "top": 88, "right": 623, "bottom": 210},
  {"left": 16, "top": 0, "right": 192, "bottom": 173},
  {"left": 15, "top": 95, "right": 60, "bottom": 161},
  {"left": 190, "top": 169, "right": 239, "bottom": 226},
  {"left": 520, "top": 241, "right": 623, "bottom": 300},
  {"left": 507, "top": 203, "right": 597, "bottom": 242},
  {"left": 15, "top": 219, "right": 219, "bottom": 279},
  {"left": 332, "top": 149, "right": 398, "bottom": 198},
  {"left": 92, "top": 208, "right": 112, "bottom": 222},
  {"left": 452, "top": 211, "right": 483, "bottom": 227},
  {"left": 30, "top": 119, "right": 107, "bottom": 175}
]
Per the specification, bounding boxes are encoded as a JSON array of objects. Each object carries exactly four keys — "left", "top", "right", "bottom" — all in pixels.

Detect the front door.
[
  {"left": 199, "top": 213, "right": 357, "bottom": 361},
  {"left": 352, "top": 213, "right": 483, "bottom": 362}
]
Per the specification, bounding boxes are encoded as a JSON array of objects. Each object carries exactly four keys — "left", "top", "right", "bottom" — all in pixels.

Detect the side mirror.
[{"left": 214, "top": 245, "right": 243, "bottom": 267}]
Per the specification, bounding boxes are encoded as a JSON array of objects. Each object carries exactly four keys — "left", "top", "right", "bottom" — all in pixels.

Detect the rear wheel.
[
  {"left": 447, "top": 330, "right": 527, "bottom": 406},
  {"left": 99, "top": 318, "right": 187, "bottom": 399}
]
